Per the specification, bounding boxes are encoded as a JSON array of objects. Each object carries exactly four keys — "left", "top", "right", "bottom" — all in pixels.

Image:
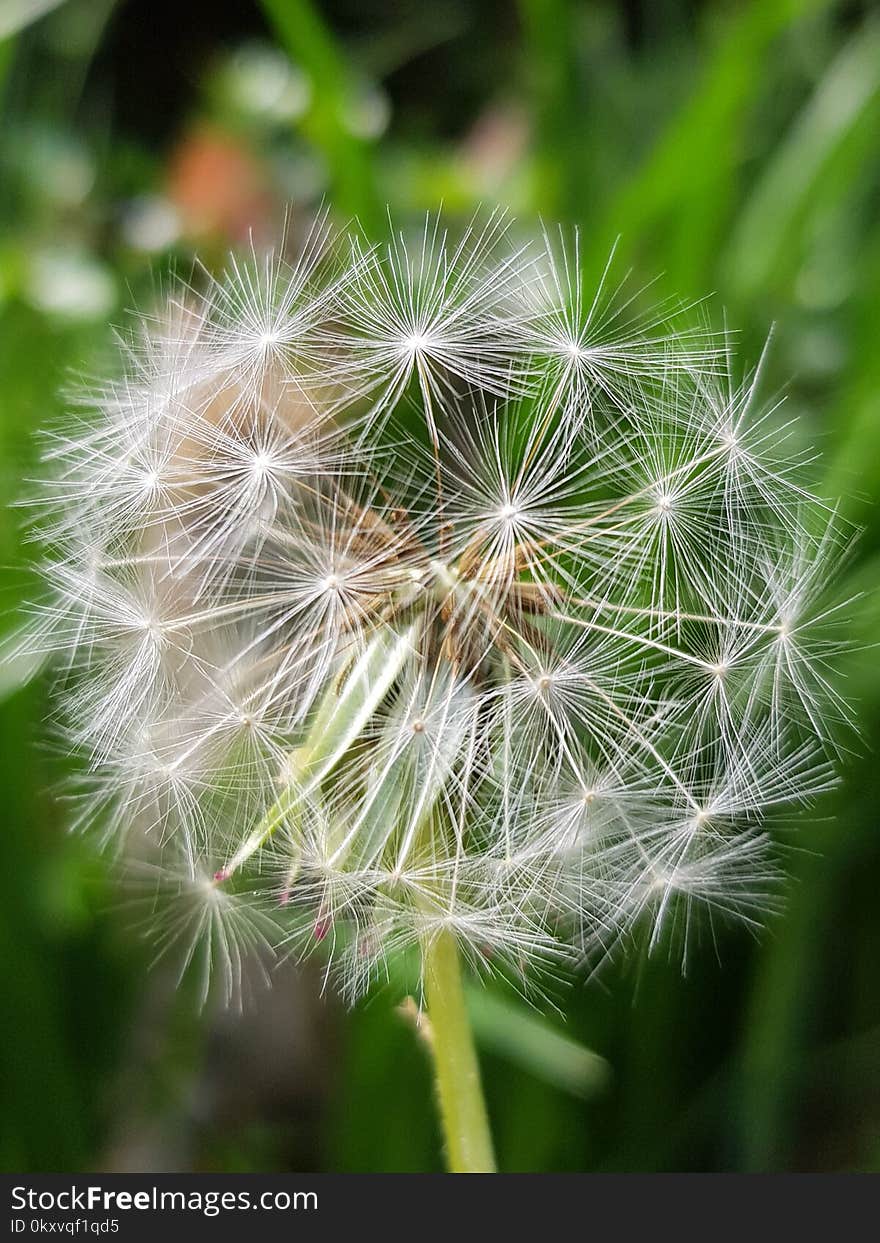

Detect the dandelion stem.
[{"left": 422, "top": 928, "right": 496, "bottom": 1173}]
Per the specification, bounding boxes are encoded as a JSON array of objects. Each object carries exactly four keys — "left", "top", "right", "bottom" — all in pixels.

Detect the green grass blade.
[
  {"left": 589, "top": 0, "right": 830, "bottom": 292},
  {"left": 259, "top": 0, "right": 382, "bottom": 231},
  {"left": 466, "top": 986, "right": 610, "bottom": 1100},
  {"left": 721, "top": 17, "right": 880, "bottom": 305}
]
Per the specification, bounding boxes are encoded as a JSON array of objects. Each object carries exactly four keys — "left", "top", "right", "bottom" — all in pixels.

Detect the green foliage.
[{"left": 259, "top": 0, "right": 382, "bottom": 230}]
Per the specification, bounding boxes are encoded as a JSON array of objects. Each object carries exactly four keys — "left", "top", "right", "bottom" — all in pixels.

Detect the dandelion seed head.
[{"left": 13, "top": 211, "right": 852, "bottom": 1006}]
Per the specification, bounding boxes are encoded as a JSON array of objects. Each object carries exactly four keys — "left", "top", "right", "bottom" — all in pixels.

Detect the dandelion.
[{"left": 10, "top": 212, "right": 850, "bottom": 1172}]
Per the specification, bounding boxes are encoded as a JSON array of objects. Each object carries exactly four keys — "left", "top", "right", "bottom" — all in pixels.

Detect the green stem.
[{"left": 422, "top": 928, "right": 497, "bottom": 1173}]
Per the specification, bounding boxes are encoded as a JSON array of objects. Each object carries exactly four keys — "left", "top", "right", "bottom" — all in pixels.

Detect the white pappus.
[{"left": 11, "top": 211, "right": 851, "bottom": 1006}]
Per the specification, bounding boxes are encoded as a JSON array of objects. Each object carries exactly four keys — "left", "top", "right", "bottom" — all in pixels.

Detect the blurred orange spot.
[{"left": 167, "top": 126, "right": 274, "bottom": 244}]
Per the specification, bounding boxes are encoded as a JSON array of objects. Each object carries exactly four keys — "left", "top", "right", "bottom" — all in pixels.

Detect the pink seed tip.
[
  {"left": 278, "top": 889, "right": 291, "bottom": 907},
  {"left": 213, "top": 868, "right": 229, "bottom": 883},
  {"left": 313, "top": 916, "right": 331, "bottom": 942}
]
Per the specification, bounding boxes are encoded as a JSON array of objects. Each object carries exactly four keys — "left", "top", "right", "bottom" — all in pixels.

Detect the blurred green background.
[{"left": 1, "top": 0, "right": 879, "bottom": 1173}]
